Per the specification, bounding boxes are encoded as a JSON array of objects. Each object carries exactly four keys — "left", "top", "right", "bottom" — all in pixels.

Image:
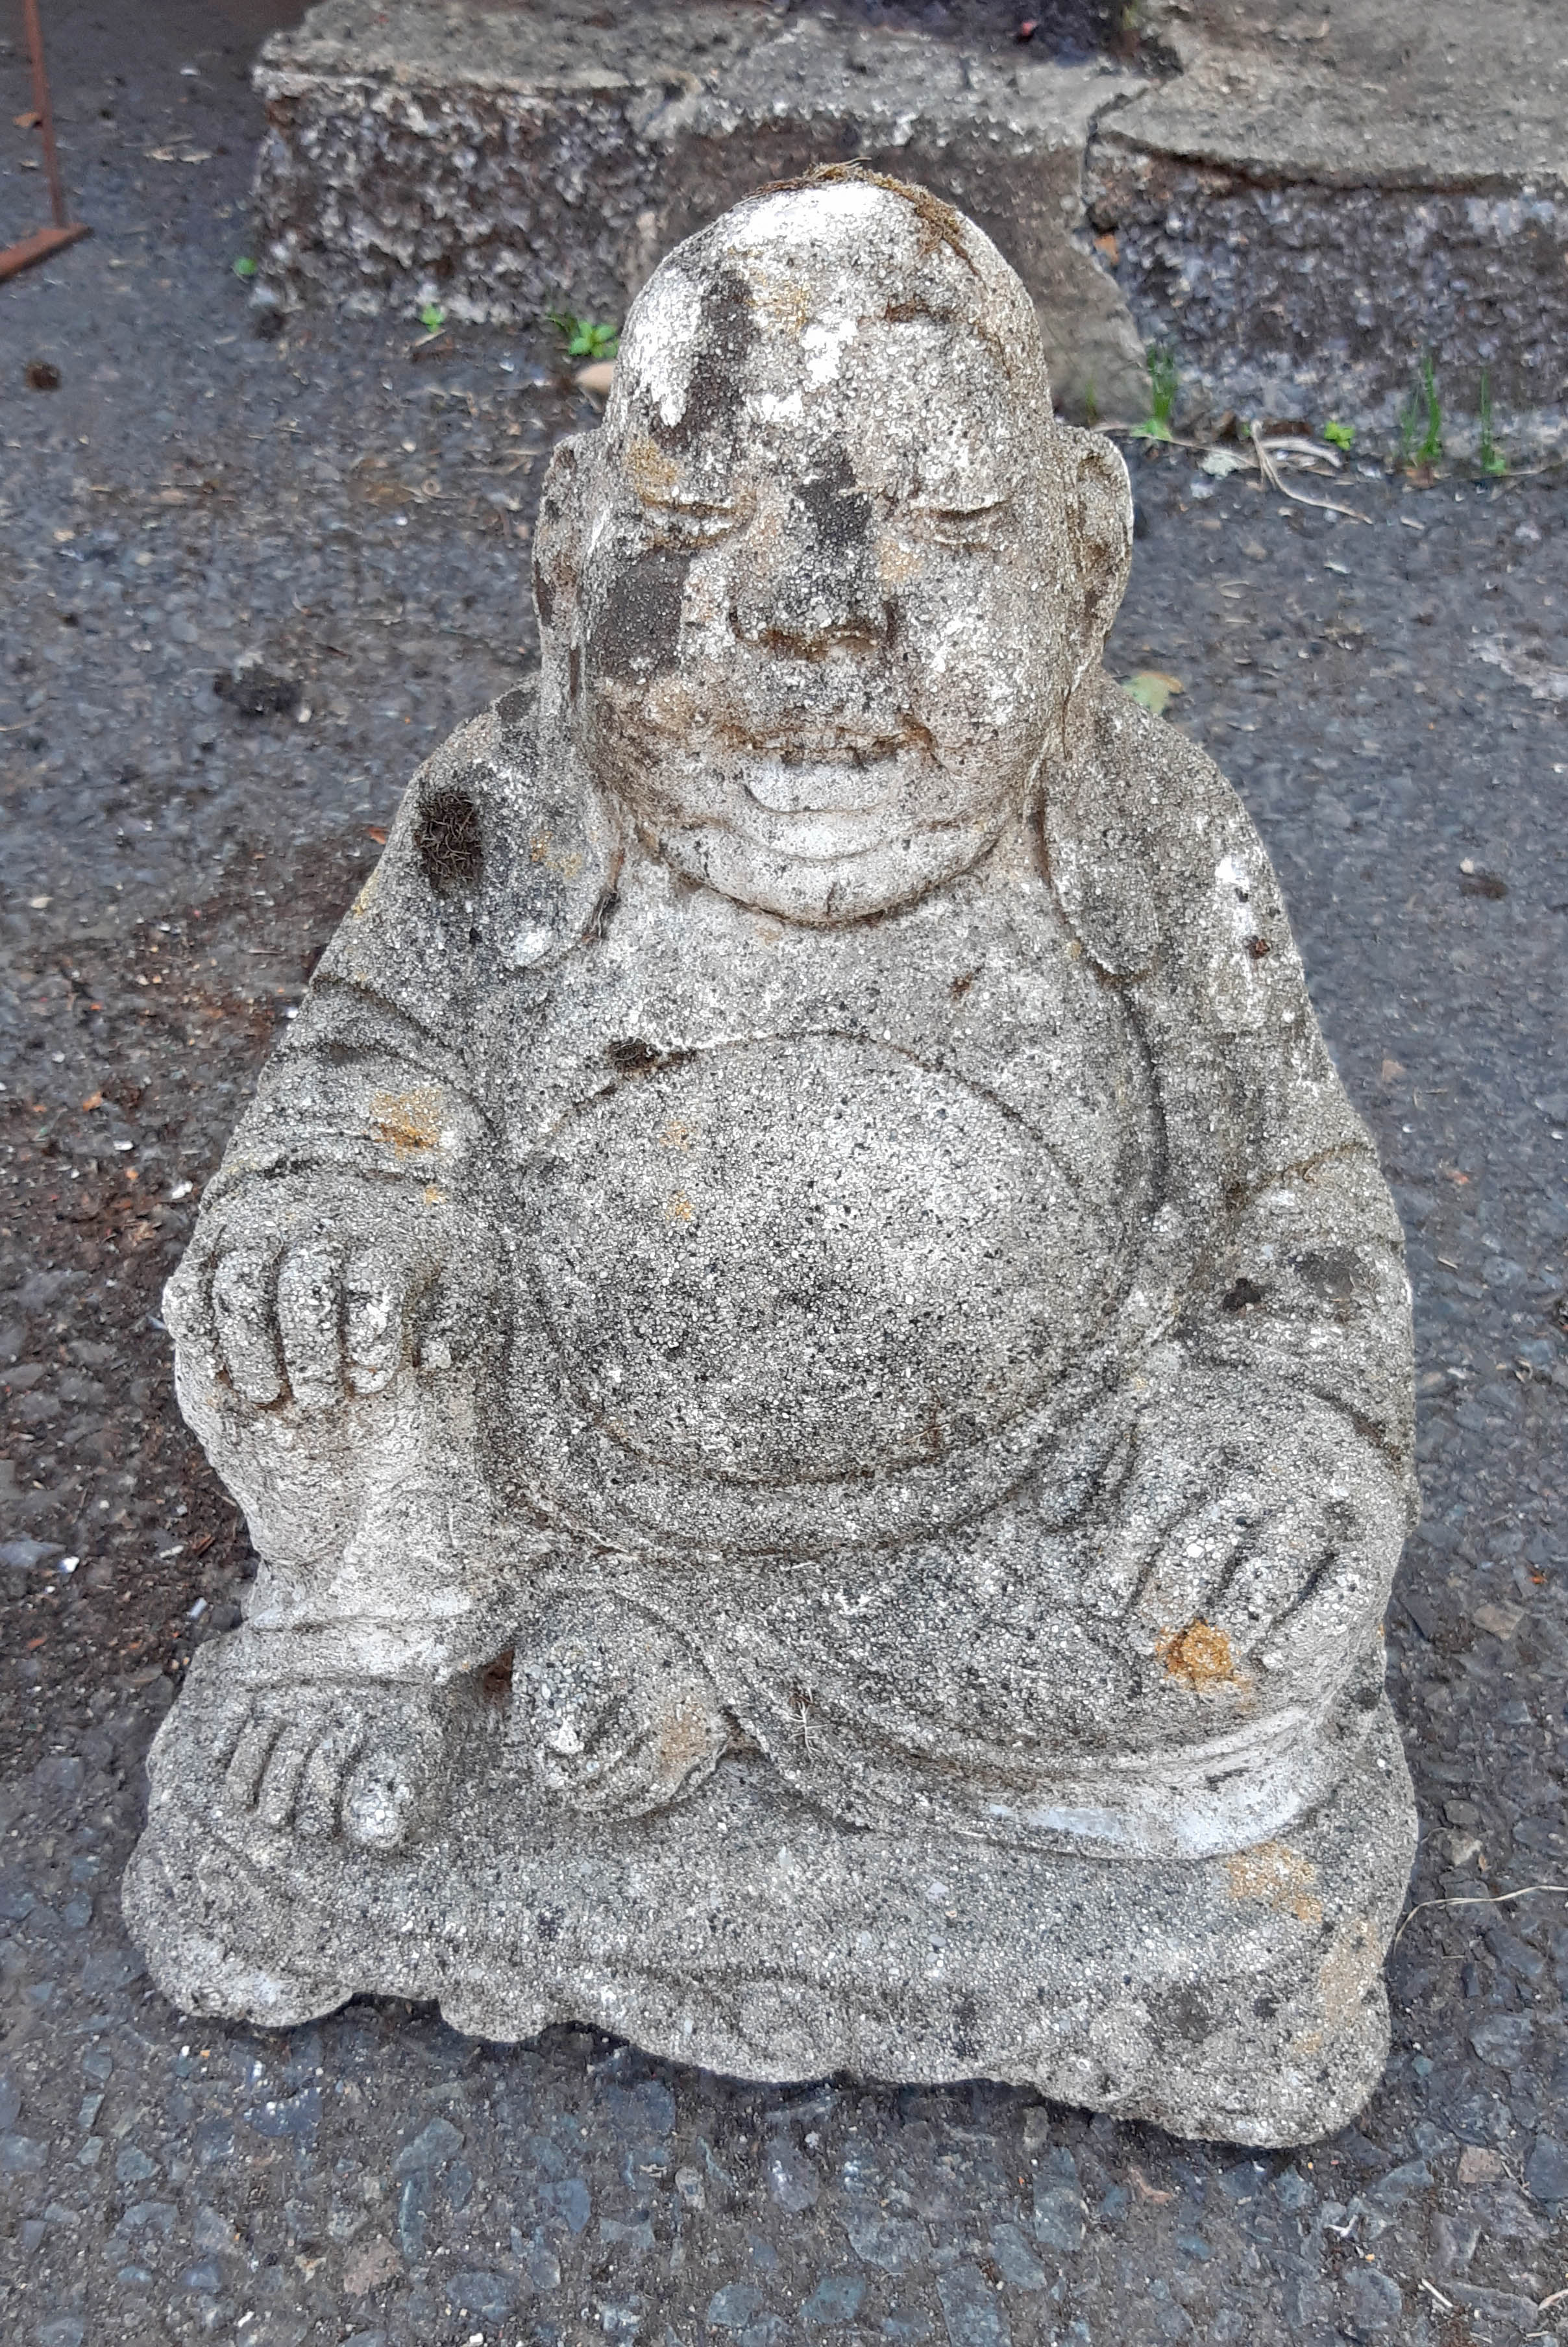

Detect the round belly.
[{"left": 518, "top": 1033, "right": 1123, "bottom": 1486}]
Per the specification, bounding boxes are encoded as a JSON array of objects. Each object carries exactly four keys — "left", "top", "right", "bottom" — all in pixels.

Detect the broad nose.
[{"left": 731, "top": 463, "right": 890, "bottom": 654}]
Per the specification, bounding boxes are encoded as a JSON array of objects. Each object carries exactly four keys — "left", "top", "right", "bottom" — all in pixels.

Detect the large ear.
[
  {"left": 1057, "top": 424, "right": 1134, "bottom": 701},
  {"left": 532, "top": 433, "right": 594, "bottom": 643}
]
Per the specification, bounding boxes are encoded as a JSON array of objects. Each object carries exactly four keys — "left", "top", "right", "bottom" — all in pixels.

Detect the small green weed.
[
  {"left": 1131, "top": 346, "right": 1177, "bottom": 442},
  {"left": 1399, "top": 353, "right": 1443, "bottom": 470},
  {"left": 1477, "top": 369, "right": 1507, "bottom": 476},
  {"left": 417, "top": 301, "right": 447, "bottom": 335},
  {"left": 1322, "top": 419, "right": 1354, "bottom": 452},
  {"left": 1123, "top": 669, "right": 1183, "bottom": 717},
  {"left": 549, "top": 309, "right": 619, "bottom": 362},
  {"left": 231, "top": 256, "right": 257, "bottom": 280}
]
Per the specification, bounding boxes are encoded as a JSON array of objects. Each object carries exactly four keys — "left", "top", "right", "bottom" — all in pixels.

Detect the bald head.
[{"left": 536, "top": 173, "right": 1133, "bottom": 925}]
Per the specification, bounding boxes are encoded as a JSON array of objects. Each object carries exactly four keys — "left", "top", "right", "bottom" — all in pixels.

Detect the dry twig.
[
  {"left": 1250, "top": 423, "right": 1371, "bottom": 522},
  {"left": 1391, "top": 1882, "right": 1568, "bottom": 1951}
]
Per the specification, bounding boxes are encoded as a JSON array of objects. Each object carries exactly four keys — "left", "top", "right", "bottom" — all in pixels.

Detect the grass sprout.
[
  {"left": 1477, "top": 369, "right": 1508, "bottom": 476},
  {"left": 1131, "top": 346, "right": 1177, "bottom": 442},
  {"left": 548, "top": 309, "right": 619, "bottom": 362}
]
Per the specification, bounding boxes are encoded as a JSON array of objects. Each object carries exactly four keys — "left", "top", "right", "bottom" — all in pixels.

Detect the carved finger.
[
  {"left": 295, "top": 1721, "right": 363, "bottom": 1841},
  {"left": 1125, "top": 1504, "right": 1260, "bottom": 1646},
  {"left": 343, "top": 1248, "right": 406, "bottom": 1397},
  {"left": 256, "top": 1725, "right": 314, "bottom": 1830},
  {"left": 162, "top": 1253, "right": 219, "bottom": 1379},
  {"left": 212, "top": 1247, "right": 285, "bottom": 1406},
  {"left": 209, "top": 1697, "right": 253, "bottom": 1774},
  {"left": 276, "top": 1244, "right": 345, "bottom": 1410},
  {"left": 224, "top": 1708, "right": 284, "bottom": 1811}
]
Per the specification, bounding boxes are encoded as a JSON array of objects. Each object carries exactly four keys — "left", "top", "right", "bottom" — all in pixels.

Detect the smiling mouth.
[{"left": 734, "top": 725, "right": 920, "bottom": 817}]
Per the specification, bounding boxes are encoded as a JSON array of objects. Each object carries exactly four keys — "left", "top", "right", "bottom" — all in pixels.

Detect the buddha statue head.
[{"left": 533, "top": 166, "right": 1135, "bottom": 925}]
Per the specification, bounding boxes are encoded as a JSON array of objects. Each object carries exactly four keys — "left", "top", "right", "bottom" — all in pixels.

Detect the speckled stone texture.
[
  {"left": 250, "top": 0, "right": 1151, "bottom": 421},
  {"left": 1088, "top": 0, "right": 1568, "bottom": 436},
  {"left": 125, "top": 175, "right": 1417, "bottom": 2144}
]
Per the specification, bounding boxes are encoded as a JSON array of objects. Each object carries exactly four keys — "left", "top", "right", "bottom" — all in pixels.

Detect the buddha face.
[{"left": 543, "top": 178, "right": 1128, "bottom": 924}]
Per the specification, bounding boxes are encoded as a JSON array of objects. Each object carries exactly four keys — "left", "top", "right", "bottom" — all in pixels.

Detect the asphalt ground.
[{"left": 0, "top": 5, "right": 1565, "bottom": 2346}]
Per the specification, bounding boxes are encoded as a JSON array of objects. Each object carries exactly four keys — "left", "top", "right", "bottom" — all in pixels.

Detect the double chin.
[{"left": 659, "top": 809, "right": 1006, "bottom": 928}]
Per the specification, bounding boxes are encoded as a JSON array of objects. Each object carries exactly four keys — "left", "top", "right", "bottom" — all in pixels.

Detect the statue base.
[{"left": 124, "top": 1641, "right": 1415, "bottom": 2148}]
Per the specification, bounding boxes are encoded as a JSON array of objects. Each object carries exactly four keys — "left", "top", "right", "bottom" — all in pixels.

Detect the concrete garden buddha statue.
[{"left": 127, "top": 169, "right": 1417, "bottom": 2146}]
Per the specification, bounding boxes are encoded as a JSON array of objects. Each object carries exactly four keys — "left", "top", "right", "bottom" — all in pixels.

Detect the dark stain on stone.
[
  {"left": 1221, "top": 1275, "right": 1266, "bottom": 1312},
  {"left": 415, "top": 783, "right": 484, "bottom": 898},
  {"left": 798, "top": 445, "right": 872, "bottom": 558},
  {"left": 1292, "top": 1248, "right": 1362, "bottom": 1308},
  {"left": 650, "top": 262, "right": 757, "bottom": 454},
  {"left": 606, "top": 1036, "right": 695, "bottom": 1078},
  {"left": 591, "top": 547, "right": 692, "bottom": 681},
  {"left": 214, "top": 666, "right": 300, "bottom": 719}
]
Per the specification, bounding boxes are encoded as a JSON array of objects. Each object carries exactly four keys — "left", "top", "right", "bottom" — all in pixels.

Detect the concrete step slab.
[
  {"left": 252, "top": 0, "right": 1568, "bottom": 443},
  {"left": 251, "top": 0, "right": 1153, "bottom": 421},
  {"left": 1089, "top": 0, "right": 1568, "bottom": 432}
]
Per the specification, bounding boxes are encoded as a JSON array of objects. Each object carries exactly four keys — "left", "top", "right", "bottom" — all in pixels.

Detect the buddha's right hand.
[{"left": 164, "top": 1175, "right": 483, "bottom": 1413}]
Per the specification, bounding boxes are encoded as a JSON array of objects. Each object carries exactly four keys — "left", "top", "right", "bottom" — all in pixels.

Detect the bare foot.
[{"left": 211, "top": 1680, "right": 459, "bottom": 1850}]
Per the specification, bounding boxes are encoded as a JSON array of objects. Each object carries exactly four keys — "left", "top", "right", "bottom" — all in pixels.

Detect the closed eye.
[
  {"left": 638, "top": 495, "right": 742, "bottom": 547},
  {"left": 916, "top": 498, "right": 1009, "bottom": 545}
]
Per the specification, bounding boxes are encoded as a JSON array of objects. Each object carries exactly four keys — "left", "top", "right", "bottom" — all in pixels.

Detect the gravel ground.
[{"left": 2, "top": 6, "right": 1567, "bottom": 2346}]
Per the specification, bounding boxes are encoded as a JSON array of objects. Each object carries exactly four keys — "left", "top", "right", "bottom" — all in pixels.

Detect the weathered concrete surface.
[
  {"left": 1088, "top": 0, "right": 1568, "bottom": 429},
  {"left": 127, "top": 178, "right": 1418, "bottom": 2145},
  {"left": 251, "top": 0, "right": 1152, "bottom": 419},
  {"left": 254, "top": 0, "right": 1568, "bottom": 437}
]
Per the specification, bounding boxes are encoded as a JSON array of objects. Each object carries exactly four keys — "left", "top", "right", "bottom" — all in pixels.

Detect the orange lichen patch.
[
  {"left": 1225, "top": 1842, "right": 1324, "bottom": 1928},
  {"left": 660, "top": 1119, "right": 692, "bottom": 1150},
  {"left": 529, "top": 831, "right": 585, "bottom": 881},
  {"left": 369, "top": 1086, "right": 444, "bottom": 1155},
  {"left": 1156, "top": 1618, "right": 1245, "bottom": 1693},
  {"left": 747, "top": 268, "right": 813, "bottom": 339},
  {"left": 664, "top": 1190, "right": 694, "bottom": 1225},
  {"left": 626, "top": 432, "right": 680, "bottom": 502}
]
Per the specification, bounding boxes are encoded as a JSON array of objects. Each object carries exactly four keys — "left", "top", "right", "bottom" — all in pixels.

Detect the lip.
[{"left": 742, "top": 753, "right": 899, "bottom": 817}]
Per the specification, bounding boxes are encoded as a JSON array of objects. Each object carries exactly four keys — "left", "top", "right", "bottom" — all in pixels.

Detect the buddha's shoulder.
[
  {"left": 321, "top": 685, "right": 621, "bottom": 1001},
  {"left": 1046, "top": 673, "right": 1294, "bottom": 990}
]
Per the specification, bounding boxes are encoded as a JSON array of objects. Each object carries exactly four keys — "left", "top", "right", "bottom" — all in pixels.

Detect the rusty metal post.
[{"left": 0, "top": 0, "right": 92, "bottom": 283}]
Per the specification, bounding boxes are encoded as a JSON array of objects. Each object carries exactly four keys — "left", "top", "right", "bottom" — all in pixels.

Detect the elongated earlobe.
[
  {"left": 533, "top": 436, "right": 593, "bottom": 639},
  {"left": 1057, "top": 424, "right": 1134, "bottom": 696}
]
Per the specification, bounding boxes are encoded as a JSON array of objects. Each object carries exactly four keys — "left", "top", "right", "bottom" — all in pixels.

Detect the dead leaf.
[
  {"left": 1128, "top": 2164, "right": 1175, "bottom": 2205},
  {"left": 1123, "top": 670, "right": 1184, "bottom": 717},
  {"left": 80, "top": 1090, "right": 103, "bottom": 1112},
  {"left": 14, "top": 109, "right": 41, "bottom": 130},
  {"left": 1380, "top": 1059, "right": 1405, "bottom": 1082}
]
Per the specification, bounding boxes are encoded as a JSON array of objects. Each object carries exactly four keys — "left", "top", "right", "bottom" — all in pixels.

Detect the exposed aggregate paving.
[{"left": 1, "top": 5, "right": 1565, "bottom": 2345}]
